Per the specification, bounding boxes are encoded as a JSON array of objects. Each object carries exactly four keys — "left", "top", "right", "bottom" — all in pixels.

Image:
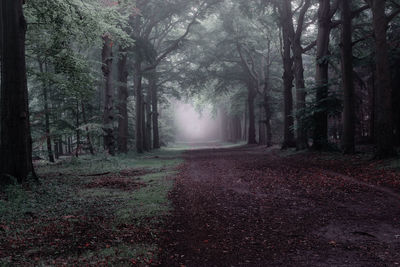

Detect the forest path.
[{"left": 160, "top": 145, "right": 400, "bottom": 266}]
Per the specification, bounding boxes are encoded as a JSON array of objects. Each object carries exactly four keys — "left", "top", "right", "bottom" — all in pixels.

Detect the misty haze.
[{"left": 1, "top": 0, "right": 400, "bottom": 266}]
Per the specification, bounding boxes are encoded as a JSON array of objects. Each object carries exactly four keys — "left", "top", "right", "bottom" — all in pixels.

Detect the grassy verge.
[{"left": 0, "top": 148, "right": 183, "bottom": 266}]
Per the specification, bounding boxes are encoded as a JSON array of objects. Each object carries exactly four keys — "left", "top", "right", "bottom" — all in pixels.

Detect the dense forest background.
[{"left": 1, "top": 0, "right": 400, "bottom": 182}]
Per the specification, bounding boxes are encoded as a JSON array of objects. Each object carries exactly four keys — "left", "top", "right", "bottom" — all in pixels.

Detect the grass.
[{"left": 0, "top": 148, "right": 183, "bottom": 266}]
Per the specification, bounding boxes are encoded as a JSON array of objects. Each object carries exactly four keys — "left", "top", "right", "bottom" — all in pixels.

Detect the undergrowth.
[{"left": 0, "top": 148, "right": 183, "bottom": 266}]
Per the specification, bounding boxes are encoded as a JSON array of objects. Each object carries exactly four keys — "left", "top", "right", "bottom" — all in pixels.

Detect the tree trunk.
[
  {"left": 150, "top": 71, "right": 160, "bottom": 149},
  {"left": 68, "top": 136, "right": 72, "bottom": 154},
  {"left": 39, "top": 60, "right": 54, "bottom": 162},
  {"left": 134, "top": 61, "right": 144, "bottom": 153},
  {"left": 341, "top": 0, "right": 355, "bottom": 154},
  {"left": 263, "top": 95, "right": 273, "bottom": 147},
  {"left": 367, "top": 0, "right": 396, "bottom": 158},
  {"left": 102, "top": 34, "right": 115, "bottom": 156},
  {"left": 75, "top": 101, "right": 80, "bottom": 158},
  {"left": 313, "top": 0, "right": 331, "bottom": 150},
  {"left": 58, "top": 138, "right": 63, "bottom": 156},
  {"left": 0, "top": 0, "right": 36, "bottom": 183},
  {"left": 81, "top": 103, "right": 94, "bottom": 155},
  {"left": 54, "top": 141, "right": 59, "bottom": 159},
  {"left": 142, "top": 95, "right": 148, "bottom": 151},
  {"left": 117, "top": 46, "right": 129, "bottom": 153},
  {"left": 145, "top": 86, "right": 152, "bottom": 150},
  {"left": 259, "top": 109, "right": 266, "bottom": 145},
  {"left": 247, "top": 83, "right": 257, "bottom": 144},
  {"left": 280, "top": 22, "right": 296, "bottom": 148},
  {"left": 243, "top": 100, "right": 248, "bottom": 140},
  {"left": 293, "top": 43, "right": 308, "bottom": 150}
]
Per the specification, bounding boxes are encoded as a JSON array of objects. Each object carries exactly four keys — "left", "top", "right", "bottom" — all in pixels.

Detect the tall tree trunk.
[
  {"left": 102, "top": 36, "right": 114, "bottom": 153},
  {"left": 259, "top": 103, "right": 266, "bottom": 145},
  {"left": 0, "top": 0, "right": 36, "bottom": 183},
  {"left": 247, "top": 83, "right": 257, "bottom": 144},
  {"left": 313, "top": 0, "right": 331, "bottom": 150},
  {"left": 39, "top": 60, "right": 54, "bottom": 162},
  {"left": 75, "top": 101, "right": 80, "bottom": 158},
  {"left": 150, "top": 71, "right": 160, "bottom": 149},
  {"left": 141, "top": 96, "right": 148, "bottom": 151},
  {"left": 367, "top": 0, "right": 396, "bottom": 158},
  {"left": 102, "top": 34, "right": 115, "bottom": 156},
  {"left": 293, "top": 42, "right": 308, "bottom": 150},
  {"left": 243, "top": 100, "right": 248, "bottom": 140},
  {"left": 134, "top": 61, "right": 144, "bottom": 153},
  {"left": 81, "top": 103, "right": 94, "bottom": 155},
  {"left": 279, "top": 0, "right": 311, "bottom": 150},
  {"left": 117, "top": 46, "right": 129, "bottom": 153},
  {"left": 264, "top": 95, "right": 273, "bottom": 147},
  {"left": 145, "top": 86, "right": 152, "bottom": 150},
  {"left": 280, "top": 23, "right": 296, "bottom": 148},
  {"left": 58, "top": 138, "right": 63, "bottom": 155},
  {"left": 68, "top": 136, "right": 72, "bottom": 154},
  {"left": 341, "top": 0, "right": 355, "bottom": 154},
  {"left": 54, "top": 141, "right": 59, "bottom": 160}
]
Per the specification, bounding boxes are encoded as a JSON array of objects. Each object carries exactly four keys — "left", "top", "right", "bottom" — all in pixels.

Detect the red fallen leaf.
[
  {"left": 131, "top": 259, "right": 137, "bottom": 264},
  {"left": 85, "top": 243, "right": 90, "bottom": 247},
  {"left": 203, "top": 240, "right": 209, "bottom": 243}
]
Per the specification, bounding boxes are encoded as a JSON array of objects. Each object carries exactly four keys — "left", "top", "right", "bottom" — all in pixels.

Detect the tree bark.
[
  {"left": 81, "top": 103, "right": 94, "bottom": 155},
  {"left": 281, "top": 23, "right": 296, "bottom": 148},
  {"left": 341, "top": 0, "right": 355, "bottom": 154},
  {"left": 247, "top": 82, "right": 257, "bottom": 144},
  {"left": 291, "top": 0, "right": 311, "bottom": 150},
  {"left": 277, "top": 1, "right": 297, "bottom": 148},
  {"left": 0, "top": 0, "right": 36, "bottom": 183},
  {"left": 150, "top": 71, "right": 160, "bottom": 149},
  {"left": 39, "top": 60, "right": 55, "bottom": 162},
  {"left": 75, "top": 101, "right": 80, "bottom": 158},
  {"left": 141, "top": 94, "right": 148, "bottom": 151},
  {"left": 102, "top": 34, "right": 115, "bottom": 156},
  {"left": 134, "top": 61, "right": 144, "bottom": 153},
  {"left": 259, "top": 103, "right": 266, "bottom": 145},
  {"left": 263, "top": 95, "right": 273, "bottom": 147},
  {"left": 117, "top": 46, "right": 129, "bottom": 153},
  {"left": 145, "top": 86, "right": 152, "bottom": 150},
  {"left": 367, "top": 0, "right": 396, "bottom": 158},
  {"left": 313, "top": 0, "right": 332, "bottom": 150}
]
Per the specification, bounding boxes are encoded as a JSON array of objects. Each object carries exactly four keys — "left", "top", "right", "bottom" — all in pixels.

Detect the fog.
[{"left": 173, "top": 101, "right": 221, "bottom": 143}]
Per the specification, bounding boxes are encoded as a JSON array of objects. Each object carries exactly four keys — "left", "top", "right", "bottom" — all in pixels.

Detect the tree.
[
  {"left": 102, "top": 34, "right": 115, "bottom": 155},
  {"left": 340, "top": 0, "right": 355, "bottom": 154},
  {"left": 117, "top": 46, "right": 129, "bottom": 153},
  {"left": 274, "top": 0, "right": 296, "bottom": 149},
  {"left": 0, "top": 0, "right": 36, "bottom": 183},
  {"left": 365, "top": 0, "right": 399, "bottom": 158},
  {"left": 313, "top": 0, "right": 338, "bottom": 150},
  {"left": 287, "top": 0, "right": 313, "bottom": 150}
]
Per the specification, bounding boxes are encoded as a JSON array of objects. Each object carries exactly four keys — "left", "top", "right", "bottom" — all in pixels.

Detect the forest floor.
[
  {"left": 0, "top": 149, "right": 184, "bottom": 266},
  {"left": 1, "top": 144, "right": 400, "bottom": 266},
  {"left": 160, "top": 145, "right": 400, "bottom": 266}
]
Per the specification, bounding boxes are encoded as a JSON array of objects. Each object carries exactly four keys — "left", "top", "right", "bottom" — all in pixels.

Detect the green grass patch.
[{"left": 0, "top": 148, "right": 183, "bottom": 265}]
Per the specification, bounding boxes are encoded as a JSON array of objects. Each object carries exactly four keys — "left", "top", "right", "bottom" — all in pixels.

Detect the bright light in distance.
[{"left": 173, "top": 101, "right": 220, "bottom": 142}]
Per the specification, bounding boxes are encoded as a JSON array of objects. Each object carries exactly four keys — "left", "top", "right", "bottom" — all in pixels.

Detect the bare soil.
[{"left": 160, "top": 145, "right": 400, "bottom": 266}]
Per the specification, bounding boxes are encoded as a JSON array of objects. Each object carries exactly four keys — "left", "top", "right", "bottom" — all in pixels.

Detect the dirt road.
[{"left": 160, "top": 145, "right": 400, "bottom": 266}]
